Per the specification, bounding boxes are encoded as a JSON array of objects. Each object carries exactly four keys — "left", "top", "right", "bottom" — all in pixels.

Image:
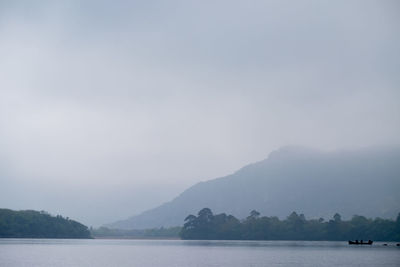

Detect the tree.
[
  {"left": 198, "top": 208, "right": 213, "bottom": 222},
  {"left": 333, "top": 213, "right": 342, "bottom": 222},
  {"left": 179, "top": 209, "right": 400, "bottom": 241},
  {"left": 247, "top": 210, "right": 260, "bottom": 220},
  {"left": 183, "top": 214, "right": 197, "bottom": 229}
]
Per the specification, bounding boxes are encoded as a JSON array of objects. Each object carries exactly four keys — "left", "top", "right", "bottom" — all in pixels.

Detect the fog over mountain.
[
  {"left": 108, "top": 146, "right": 400, "bottom": 229},
  {"left": 1, "top": 1, "right": 399, "bottom": 227}
]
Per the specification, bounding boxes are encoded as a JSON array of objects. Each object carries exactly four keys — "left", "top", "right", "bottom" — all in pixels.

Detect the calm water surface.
[{"left": 0, "top": 239, "right": 399, "bottom": 267}]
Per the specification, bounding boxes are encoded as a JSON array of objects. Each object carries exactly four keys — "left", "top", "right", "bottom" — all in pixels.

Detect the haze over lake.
[
  {"left": 1, "top": 0, "right": 399, "bottom": 227},
  {"left": 1, "top": 0, "right": 399, "bottom": 266}
]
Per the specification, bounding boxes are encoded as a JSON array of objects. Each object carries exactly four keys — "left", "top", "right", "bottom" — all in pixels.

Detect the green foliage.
[
  {"left": 181, "top": 209, "right": 241, "bottom": 240},
  {"left": 180, "top": 208, "right": 400, "bottom": 241},
  {"left": 0, "top": 209, "right": 91, "bottom": 238}
]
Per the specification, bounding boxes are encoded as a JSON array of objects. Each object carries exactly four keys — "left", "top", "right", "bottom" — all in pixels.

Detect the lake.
[{"left": 0, "top": 239, "right": 399, "bottom": 266}]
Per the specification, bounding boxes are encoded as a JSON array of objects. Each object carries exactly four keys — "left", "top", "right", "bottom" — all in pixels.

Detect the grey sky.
[{"left": 0, "top": 0, "right": 399, "bottom": 226}]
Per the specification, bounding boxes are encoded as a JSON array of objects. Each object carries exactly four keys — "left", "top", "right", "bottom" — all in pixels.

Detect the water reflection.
[{"left": 0, "top": 239, "right": 399, "bottom": 267}]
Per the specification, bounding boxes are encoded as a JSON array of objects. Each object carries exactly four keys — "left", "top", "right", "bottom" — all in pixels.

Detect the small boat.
[{"left": 348, "top": 240, "right": 373, "bottom": 245}]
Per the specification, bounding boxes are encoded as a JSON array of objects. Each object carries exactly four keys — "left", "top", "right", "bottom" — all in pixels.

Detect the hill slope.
[
  {"left": 0, "top": 209, "right": 91, "bottom": 238},
  {"left": 108, "top": 146, "right": 400, "bottom": 229}
]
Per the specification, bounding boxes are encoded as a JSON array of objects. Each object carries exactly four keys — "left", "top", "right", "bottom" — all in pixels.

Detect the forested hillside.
[{"left": 0, "top": 209, "right": 91, "bottom": 238}]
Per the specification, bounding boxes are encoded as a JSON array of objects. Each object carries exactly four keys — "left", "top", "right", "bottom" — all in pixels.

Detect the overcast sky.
[{"left": 1, "top": 0, "right": 399, "bottom": 226}]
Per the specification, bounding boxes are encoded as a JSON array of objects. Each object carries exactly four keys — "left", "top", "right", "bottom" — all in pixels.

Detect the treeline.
[
  {"left": 91, "top": 226, "right": 181, "bottom": 239},
  {"left": 0, "top": 209, "right": 91, "bottom": 238},
  {"left": 180, "top": 208, "right": 400, "bottom": 241}
]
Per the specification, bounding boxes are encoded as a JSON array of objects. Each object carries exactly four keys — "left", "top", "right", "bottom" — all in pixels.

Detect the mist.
[{"left": 0, "top": 0, "right": 399, "bottom": 226}]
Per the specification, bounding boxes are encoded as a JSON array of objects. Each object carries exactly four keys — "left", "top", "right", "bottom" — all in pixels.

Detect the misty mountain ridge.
[{"left": 108, "top": 146, "right": 400, "bottom": 229}]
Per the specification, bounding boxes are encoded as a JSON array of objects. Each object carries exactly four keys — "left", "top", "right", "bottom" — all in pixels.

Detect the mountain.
[
  {"left": 0, "top": 209, "right": 91, "bottom": 238},
  {"left": 108, "top": 146, "right": 400, "bottom": 229}
]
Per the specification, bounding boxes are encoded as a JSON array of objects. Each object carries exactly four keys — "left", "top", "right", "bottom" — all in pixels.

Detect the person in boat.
[{"left": 355, "top": 240, "right": 359, "bottom": 244}]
